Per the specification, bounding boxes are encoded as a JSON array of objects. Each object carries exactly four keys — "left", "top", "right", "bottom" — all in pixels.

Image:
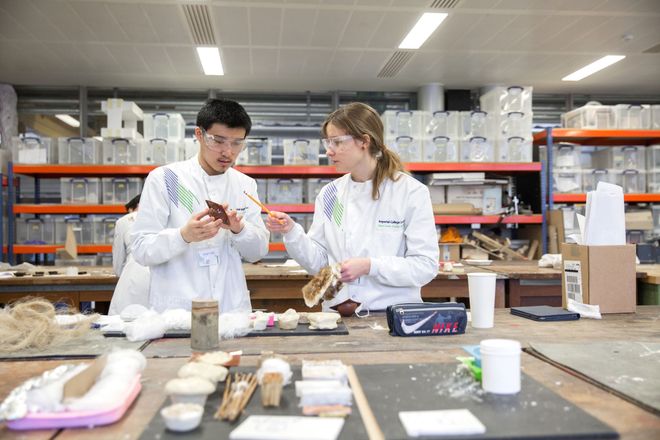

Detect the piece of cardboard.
[
  {"left": 561, "top": 243, "right": 636, "bottom": 314},
  {"left": 439, "top": 244, "right": 461, "bottom": 262},
  {"left": 625, "top": 210, "right": 654, "bottom": 230},
  {"left": 56, "top": 224, "right": 78, "bottom": 260},
  {"left": 433, "top": 203, "right": 481, "bottom": 215}
]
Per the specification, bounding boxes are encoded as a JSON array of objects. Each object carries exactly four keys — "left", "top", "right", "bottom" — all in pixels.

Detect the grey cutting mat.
[
  {"left": 105, "top": 322, "right": 348, "bottom": 339},
  {"left": 529, "top": 341, "right": 660, "bottom": 415},
  {"left": 139, "top": 367, "right": 368, "bottom": 440},
  {"left": 0, "top": 333, "right": 147, "bottom": 360},
  {"left": 355, "top": 363, "right": 618, "bottom": 440}
]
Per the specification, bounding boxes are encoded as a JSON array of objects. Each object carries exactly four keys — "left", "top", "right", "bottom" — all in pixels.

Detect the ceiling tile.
[
  {"left": 0, "top": 6, "right": 33, "bottom": 40},
  {"left": 142, "top": 4, "right": 191, "bottom": 45},
  {"left": 135, "top": 46, "right": 175, "bottom": 74},
  {"left": 367, "top": 11, "right": 419, "bottom": 49},
  {"left": 74, "top": 43, "right": 119, "bottom": 72},
  {"left": 250, "top": 48, "right": 279, "bottom": 75},
  {"left": 281, "top": 8, "right": 317, "bottom": 46},
  {"left": 310, "top": 10, "right": 351, "bottom": 47},
  {"left": 2, "top": 0, "right": 66, "bottom": 41},
  {"left": 106, "top": 3, "right": 158, "bottom": 44},
  {"left": 68, "top": 1, "right": 129, "bottom": 43},
  {"left": 249, "top": 7, "right": 283, "bottom": 46},
  {"left": 213, "top": 6, "right": 250, "bottom": 46},
  {"left": 31, "top": 0, "right": 96, "bottom": 42},
  {"left": 326, "top": 50, "right": 363, "bottom": 76},
  {"left": 165, "top": 47, "right": 200, "bottom": 76},
  {"left": 105, "top": 45, "right": 149, "bottom": 73},
  {"left": 338, "top": 10, "right": 385, "bottom": 48},
  {"left": 221, "top": 47, "right": 252, "bottom": 76}
]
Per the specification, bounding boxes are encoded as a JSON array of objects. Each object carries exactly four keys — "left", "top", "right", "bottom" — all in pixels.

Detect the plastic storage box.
[
  {"left": 460, "top": 111, "right": 495, "bottom": 139},
  {"left": 97, "top": 253, "right": 113, "bottom": 266},
  {"left": 382, "top": 110, "right": 423, "bottom": 138},
  {"left": 613, "top": 104, "right": 649, "bottom": 129},
  {"left": 562, "top": 102, "right": 614, "bottom": 129},
  {"left": 422, "top": 136, "right": 459, "bottom": 162},
  {"left": 648, "top": 145, "right": 660, "bottom": 169},
  {"left": 592, "top": 146, "right": 646, "bottom": 170},
  {"left": 54, "top": 216, "right": 94, "bottom": 244},
  {"left": 143, "top": 113, "right": 186, "bottom": 140},
  {"left": 182, "top": 138, "right": 200, "bottom": 160},
  {"left": 479, "top": 86, "right": 533, "bottom": 114},
  {"left": 498, "top": 137, "right": 532, "bottom": 162},
  {"left": 236, "top": 138, "right": 272, "bottom": 165},
  {"left": 460, "top": 137, "right": 494, "bottom": 162},
  {"left": 255, "top": 179, "right": 268, "bottom": 203},
  {"left": 553, "top": 170, "right": 582, "bottom": 193},
  {"left": 102, "top": 138, "right": 140, "bottom": 165},
  {"left": 16, "top": 217, "right": 56, "bottom": 244},
  {"left": 648, "top": 169, "right": 660, "bottom": 193},
  {"left": 582, "top": 169, "right": 615, "bottom": 192},
  {"left": 422, "top": 111, "right": 460, "bottom": 139},
  {"left": 500, "top": 112, "right": 532, "bottom": 139},
  {"left": 553, "top": 145, "right": 582, "bottom": 169},
  {"left": 58, "top": 137, "right": 102, "bottom": 164},
  {"left": 54, "top": 255, "right": 98, "bottom": 267},
  {"left": 283, "top": 139, "right": 320, "bottom": 165},
  {"left": 266, "top": 179, "right": 303, "bottom": 204},
  {"left": 615, "top": 169, "right": 646, "bottom": 193},
  {"left": 102, "top": 178, "right": 142, "bottom": 204},
  {"left": 92, "top": 216, "right": 119, "bottom": 244},
  {"left": 304, "top": 178, "right": 332, "bottom": 203},
  {"left": 651, "top": 105, "right": 660, "bottom": 129},
  {"left": 387, "top": 136, "right": 422, "bottom": 162},
  {"left": 60, "top": 178, "right": 101, "bottom": 204},
  {"left": 12, "top": 136, "right": 56, "bottom": 164},
  {"left": 140, "top": 138, "right": 180, "bottom": 165}
]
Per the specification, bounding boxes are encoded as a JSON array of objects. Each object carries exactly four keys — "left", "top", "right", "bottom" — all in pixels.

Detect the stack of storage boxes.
[
  {"left": 141, "top": 112, "right": 185, "bottom": 165},
  {"left": 480, "top": 86, "right": 534, "bottom": 162},
  {"left": 421, "top": 111, "right": 460, "bottom": 162},
  {"left": 236, "top": 138, "right": 272, "bottom": 165},
  {"left": 283, "top": 139, "right": 320, "bottom": 165},
  {"left": 11, "top": 135, "right": 57, "bottom": 164},
  {"left": 15, "top": 214, "right": 119, "bottom": 246},
  {"left": 382, "top": 111, "right": 424, "bottom": 162},
  {"left": 552, "top": 144, "right": 582, "bottom": 193},
  {"left": 58, "top": 138, "right": 102, "bottom": 164},
  {"left": 562, "top": 102, "right": 660, "bottom": 129}
]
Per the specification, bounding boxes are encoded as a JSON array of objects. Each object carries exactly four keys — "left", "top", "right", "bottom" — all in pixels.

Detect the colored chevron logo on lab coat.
[
  {"left": 323, "top": 182, "right": 344, "bottom": 227},
  {"left": 164, "top": 168, "right": 199, "bottom": 214}
]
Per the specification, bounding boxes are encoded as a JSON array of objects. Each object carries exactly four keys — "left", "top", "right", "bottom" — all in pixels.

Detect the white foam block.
[
  {"left": 398, "top": 409, "right": 486, "bottom": 437},
  {"left": 229, "top": 415, "right": 344, "bottom": 440}
]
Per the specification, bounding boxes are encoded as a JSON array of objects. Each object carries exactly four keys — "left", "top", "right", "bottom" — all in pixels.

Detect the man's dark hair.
[
  {"left": 125, "top": 193, "right": 141, "bottom": 212},
  {"left": 196, "top": 98, "right": 251, "bottom": 136}
]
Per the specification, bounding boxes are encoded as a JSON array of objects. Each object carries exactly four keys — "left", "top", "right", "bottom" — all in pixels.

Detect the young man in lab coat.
[
  {"left": 265, "top": 103, "right": 439, "bottom": 316},
  {"left": 131, "top": 99, "right": 269, "bottom": 312}
]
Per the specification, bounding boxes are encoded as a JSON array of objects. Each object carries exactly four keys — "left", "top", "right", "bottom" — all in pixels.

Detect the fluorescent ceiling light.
[
  {"left": 562, "top": 55, "right": 625, "bottom": 81},
  {"left": 196, "top": 47, "right": 224, "bottom": 76},
  {"left": 55, "top": 114, "right": 80, "bottom": 128},
  {"left": 399, "top": 13, "right": 448, "bottom": 50}
]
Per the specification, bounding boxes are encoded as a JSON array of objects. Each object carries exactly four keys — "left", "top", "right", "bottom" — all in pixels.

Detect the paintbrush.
[{"left": 243, "top": 191, "right": 285, "bottom": 225}]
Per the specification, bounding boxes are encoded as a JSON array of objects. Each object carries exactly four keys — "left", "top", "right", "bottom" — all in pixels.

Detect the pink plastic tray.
[{"left": 8, "top": 374, "right": 142, "bottom": 430}]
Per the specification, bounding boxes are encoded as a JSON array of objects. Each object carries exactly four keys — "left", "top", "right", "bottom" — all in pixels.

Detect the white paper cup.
[
  {"left": 467, "top": 272, "right": 497, "bottom": 329},
  {"left": 480, "top": 339, "right": 521, "bottom": 394}
]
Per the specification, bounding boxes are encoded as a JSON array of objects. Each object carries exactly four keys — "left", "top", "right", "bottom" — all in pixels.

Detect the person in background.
[
  {"left": 131, "top": 99, "right": 269, "bottom": 312},
  {"left": 108, "top": 194, "right": 150, "bottom": 315},
  {"left": 265, "top": 102, "right": 439, "bottom": 316}
]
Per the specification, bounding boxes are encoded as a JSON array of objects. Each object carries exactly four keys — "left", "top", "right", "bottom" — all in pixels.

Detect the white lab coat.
[
  {"left": 108, "top": 211, "right": 150, "bottom": 315},
  {"left": 131, "top": 157, "right": 269, "bottom": 312},
  {"left": 284, "top": 172, "right": 439, "bottom": 312}
]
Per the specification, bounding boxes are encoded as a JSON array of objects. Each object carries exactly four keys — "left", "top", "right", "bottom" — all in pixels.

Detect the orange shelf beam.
[
  {"left": 406, "top": 162, "right": 542, "bottom": 172},
  {"left": 13, "top": 244, "right": 112, "bottom": 254},
  {"left": 235, "top": 165, "right": 340, "bottom": 177},
  {"left": 534, "top": 129, "right": 660, "bottom": 146},
  {"left": 434, "top": 215, "right": 542, "bottom": 224},
  {"left": 12, "top": 164, "right": 158, "bottom": 176},
  {"left": 554, "top": 193, "right": 660, "bottom": 203},
  {"left": 14, "top": 204, "right": 127, "bottom": 214}
]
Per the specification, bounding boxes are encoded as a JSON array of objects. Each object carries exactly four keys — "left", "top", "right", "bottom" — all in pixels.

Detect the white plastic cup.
[
  {"left": 480, "top": 339, "right": 521, "bottom": 394},
  {"left": 65, "top": 266, "right": 78, "bottom": 276},
  {"left": 467, "top": 272, "right": 497, "bottom": 328}
]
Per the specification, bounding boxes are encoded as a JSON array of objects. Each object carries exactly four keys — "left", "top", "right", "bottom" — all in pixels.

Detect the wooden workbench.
[{"left": 1, "top": 307, "right": 659, "bottom": 440}]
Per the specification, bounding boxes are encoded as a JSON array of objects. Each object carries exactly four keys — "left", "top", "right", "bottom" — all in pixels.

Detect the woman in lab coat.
[
  {"left": 265, "top": 102, "right": 439, "bottom": 315},
  {"left": 108, "top": 194, "right": 150, "bottom": 315}
]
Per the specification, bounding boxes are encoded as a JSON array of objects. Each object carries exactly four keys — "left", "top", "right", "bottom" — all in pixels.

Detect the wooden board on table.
[
  {"left": 528, "top": 341, "right": 660, "bottom": 416},
  {"left": 138, "top": 366, "right": 368, "bottom": 440},
  {"left": 355, "top": 363, "right": 618, "bottom": 440},
  {"left": 0, "top": 334, "right": 147, "bottom": 361}
]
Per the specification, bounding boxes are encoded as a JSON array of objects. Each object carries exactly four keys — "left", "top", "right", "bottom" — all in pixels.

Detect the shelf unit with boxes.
[{"left": 535, "top": 128, "right": 660, "bottom": 261}]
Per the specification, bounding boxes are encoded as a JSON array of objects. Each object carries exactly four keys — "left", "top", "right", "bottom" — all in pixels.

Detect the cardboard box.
[
  {"left": 439, "top": 243, "right": 460, "bottom": 262},
  {"left": 446, "top": 185, "right": 502, "bottom": 214},
  {"left": 561, "top": 243, "right": 636, "bottom": 314},
  {"left": 625, "top": 210, "right": 654, "bottom": 230}
]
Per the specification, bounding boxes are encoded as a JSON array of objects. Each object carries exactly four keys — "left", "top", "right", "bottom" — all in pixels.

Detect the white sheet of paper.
[
  {"left": 265, "top": 259, "right": 301, "bottom": 268},
  {"left": 229, "top": 416, "right": 344, "bottom": 440},
  {"left": 398, "top": 409, "right": 486, "bottom": 437},
  {"left": 584, "top": 182, "right": 625, "bottom": 246}
]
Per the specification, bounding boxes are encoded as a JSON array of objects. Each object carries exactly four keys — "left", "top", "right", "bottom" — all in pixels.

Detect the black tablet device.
[{"left": 511, "top": 306, "right": 580, "bottom": 322}]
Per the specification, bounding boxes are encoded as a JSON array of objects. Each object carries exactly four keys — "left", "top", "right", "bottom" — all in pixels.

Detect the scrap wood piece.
[
  {"left": 346, "top": 366, "right": 384, "bottom": 440},
  {"left": 215, "top": 373, "right": 258, "bottom": 422},
  {"left": 472, "top": 232, "right": 528, "bottom": 260}
]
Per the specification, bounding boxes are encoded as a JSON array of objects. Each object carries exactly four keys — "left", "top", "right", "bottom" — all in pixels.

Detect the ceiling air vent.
[
  {"left": 642, "top": 42, "right": 660, "bottom": 53},
  {"left": 429, "top": 0, "right": 461, "bottom": 9},
  {"left": 182, "top": 4, "right": 216, "bottom": 45},
  {"left": 377, "top": 51, "right": 415, "bottom": 78}
]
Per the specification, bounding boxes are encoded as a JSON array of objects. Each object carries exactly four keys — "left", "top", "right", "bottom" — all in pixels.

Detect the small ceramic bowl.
[{"left": 161, "top": 403, "right": 204, "bottom": 432}]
